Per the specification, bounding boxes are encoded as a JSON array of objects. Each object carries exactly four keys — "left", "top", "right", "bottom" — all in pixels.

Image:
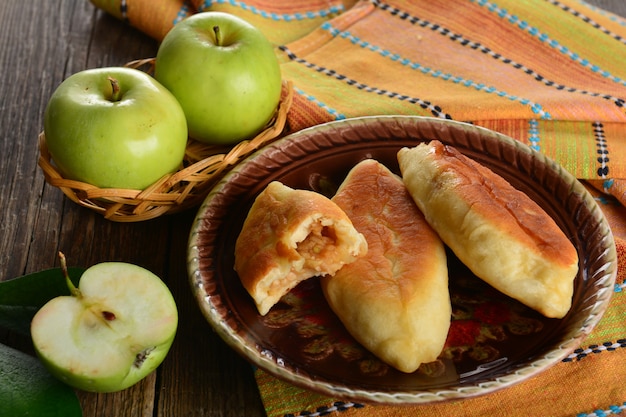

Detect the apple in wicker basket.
[
  {"left": 43, "top": 67, "right": 188, "bottom": 190},
  {"left": 30, "top": 254, "right": 178, "bottom": 393},
  {"left": 154, "top": 11, "right": 282, "bottom": 145}
]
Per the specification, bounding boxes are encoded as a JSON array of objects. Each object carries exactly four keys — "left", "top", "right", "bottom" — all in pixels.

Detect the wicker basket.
[{"left": 38, "top": 73, "right": 293, "bottom": 222}]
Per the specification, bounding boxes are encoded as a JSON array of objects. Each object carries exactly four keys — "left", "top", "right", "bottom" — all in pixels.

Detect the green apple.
[
  {"left": 30, "top": 254, "right": 178, "bottom": 393},
  {"left": 43, "top": 67, "right": 188, "bottom": 190},
  {"left": 154, "top": 11, "right": 282, "bottom": 145}
]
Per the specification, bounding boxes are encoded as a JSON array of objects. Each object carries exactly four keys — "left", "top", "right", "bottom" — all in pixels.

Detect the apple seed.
[{"left": 101, "top": 311, "right": 116, "bottom": 321}]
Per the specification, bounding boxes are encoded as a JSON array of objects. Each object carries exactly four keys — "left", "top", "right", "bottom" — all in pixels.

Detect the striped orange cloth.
[{"left": 89, "top": 1, "right": 626, "bottom": 416}]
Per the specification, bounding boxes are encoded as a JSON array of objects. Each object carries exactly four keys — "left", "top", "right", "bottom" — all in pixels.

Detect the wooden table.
[{"left": 1, "top": 1, "right": 625, "bottom": 416}]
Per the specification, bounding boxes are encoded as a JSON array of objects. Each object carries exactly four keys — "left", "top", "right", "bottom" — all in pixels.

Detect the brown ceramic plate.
[{"left": 187, "top": 116, "right": 616, "bottom": 404}]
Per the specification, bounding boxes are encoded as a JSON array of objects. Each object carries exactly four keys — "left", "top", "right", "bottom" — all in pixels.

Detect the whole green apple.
[
  {"left": 154, "top": 11, "right": 282, "bottom": 145},
  {"left": 30, "top": 255, "right": 178, "bottom": 393},
  {"left": 44, "top": 67, "right": 188, "bottom": 190}
]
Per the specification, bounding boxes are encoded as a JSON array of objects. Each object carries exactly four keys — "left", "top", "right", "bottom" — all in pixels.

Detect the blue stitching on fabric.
[
  {"left": 528, "top": 119, "right": 541, "bottom": 151},
  {"left": 173, "top": 1, "right": 192, "bottom": 25},
  {"left": 576, "top": 403, "right": 626, "bottom": 417},
  {"left": 199, "top": 0, "right": 344, "bottom": 21},
  {"left": 372, "top": 0, "right": 623, "bottom": 112},
  {"left": 470, "top": 0, "right": 626, "bottom": 87},
  {"left": 577, "top": 0, "right": 626, "bottom": 27},
  {"left": 594, "top": 194, "right": 621, "bottom": 206},
  {"left": 373, "top": 0, "right": 625, "bottom": 112},
  {"left": 594, "top": 196, "right": 609, "bottom": 204},
  {"left": 294, "top": 87, "right": 346, "bottom": 120},
  {"left": 278, "top": 44, "right": 452, "bottom": 119},
  {"left": 319, "top": 22, "right": 552, "bottom": 119}
]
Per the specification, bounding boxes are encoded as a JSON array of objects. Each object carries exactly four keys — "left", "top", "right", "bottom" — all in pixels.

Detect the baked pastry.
[
  {"left": 234, "top": 181, "right": 367, "bottom": 316},
  {"left": 397, "top": 141, "right": 579, "bottom": 318},
  {"left": 321, "top": 160, "right": 450, "bottom": 373}
]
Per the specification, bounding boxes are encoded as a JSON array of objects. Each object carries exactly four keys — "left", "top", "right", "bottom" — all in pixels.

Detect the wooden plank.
[
  {"left": 157, "top": 212, "right": 266, "bottom": 417},
  {"left": 0, "top": 0, "right": 66, "bottom": 280}
]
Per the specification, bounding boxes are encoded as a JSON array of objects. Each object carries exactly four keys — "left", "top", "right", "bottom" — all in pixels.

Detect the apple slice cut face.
[{"left": 31, "top": 263, "right": 178, "bottom": 392}]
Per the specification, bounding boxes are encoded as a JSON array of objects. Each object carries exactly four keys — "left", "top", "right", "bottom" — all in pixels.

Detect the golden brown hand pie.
[
  {"left": 398, "top": 141, "right": 579, "bottom": 319},
  {"left": 234, "top": 181, "right": 367, "bottom": 316},
  {"left": 321, "top": 159, "right": 450, "bottom": 373}
]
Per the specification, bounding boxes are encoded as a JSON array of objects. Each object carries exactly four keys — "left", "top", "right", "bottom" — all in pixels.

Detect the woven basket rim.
[{"left": 38, "top": 79, "right": 294, "bottom": 222}]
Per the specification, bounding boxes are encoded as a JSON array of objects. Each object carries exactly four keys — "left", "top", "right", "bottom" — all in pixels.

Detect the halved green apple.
[{"left": 30, "top": 256, "right": 178, "bottom": 393}]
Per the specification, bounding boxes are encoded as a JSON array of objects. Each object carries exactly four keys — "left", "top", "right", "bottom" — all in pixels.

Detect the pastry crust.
[
  {"left": 321, "top": 160, "right": 450, "bottom": 373},
  {"left": 234, "top": 181, "right": 367, "bottom": 316},
  {"left": 398, "top": 141, "right": 579, "bottom": 318}
]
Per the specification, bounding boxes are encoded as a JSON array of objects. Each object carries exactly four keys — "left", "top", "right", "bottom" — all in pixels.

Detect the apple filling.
[
  {"left": 234, "top": 181, "right": 369, "bottom": 316},
  {"left": 297, "top": 222, "right": 338, "bottom": 265},
  {"left": 264, "top": 222, "right": 340, "bottom": 302}
]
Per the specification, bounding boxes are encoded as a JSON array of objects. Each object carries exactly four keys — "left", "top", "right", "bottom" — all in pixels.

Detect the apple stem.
[
  {"left": 107, "top": 76, "right": 122, "bottom": 102},
  {"left": 58, "top": 251, "right": 82, "bottom": 298},
  {"left": 213, "top": 25, "right": 221, "bottom": 46}
]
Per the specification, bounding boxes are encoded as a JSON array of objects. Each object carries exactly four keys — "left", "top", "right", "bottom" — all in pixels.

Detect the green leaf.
[
  {"left": 0, "top": 342, "right": 82, "bottom": 416},
  {"left": 0, "top": 267, "right": 85, "bottom": 336}
]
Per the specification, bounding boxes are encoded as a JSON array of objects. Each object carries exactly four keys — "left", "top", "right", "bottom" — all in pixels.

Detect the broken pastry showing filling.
[{"left": 234, "top": 181, "right": 368, "bottom": 316}]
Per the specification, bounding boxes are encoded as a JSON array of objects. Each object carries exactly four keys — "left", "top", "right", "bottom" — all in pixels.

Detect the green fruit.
[
  {"left": 44, "top": 67, "right": 188, "bottom": 190},
  {"left": 155, "top": 11, "right": 282, "bottom": 145},
  {"left": 30, "top": 261, "right": 178, "bottom": 393}
]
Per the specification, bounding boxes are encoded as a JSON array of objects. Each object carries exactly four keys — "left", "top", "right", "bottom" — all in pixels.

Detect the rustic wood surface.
[{"left": 1, "top": 1, "right": 625, "bottom": 416}]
